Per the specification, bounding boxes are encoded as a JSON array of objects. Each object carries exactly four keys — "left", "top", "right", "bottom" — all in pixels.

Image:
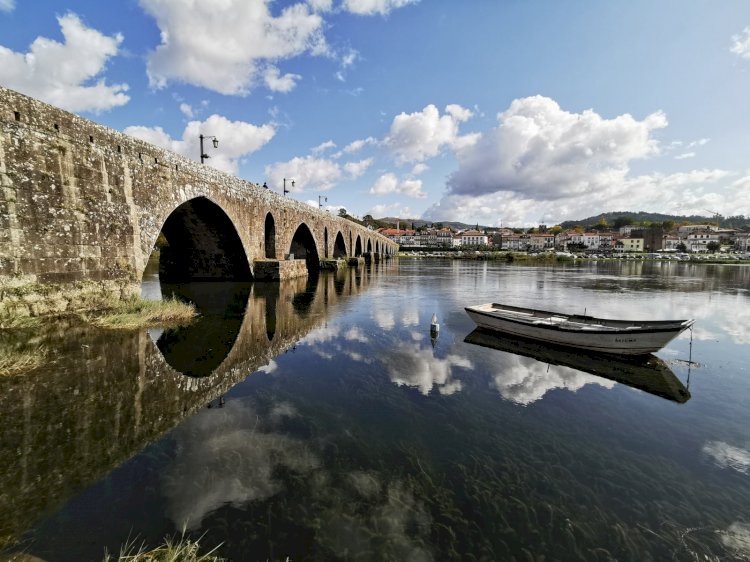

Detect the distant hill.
[
  {"left": 379, "top": 217, "right": 483, "bottom": 231},
  {"left": 374, "top": 212, "right": 749, "bottom": 232},
  {"left": 557, "top": 211, "right": 749, "bottom": 230}
]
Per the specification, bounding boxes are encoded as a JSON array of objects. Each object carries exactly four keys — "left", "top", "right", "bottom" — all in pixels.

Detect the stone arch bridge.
[{"left": 0, "top": 86, "right": 397, "bottom": 310}]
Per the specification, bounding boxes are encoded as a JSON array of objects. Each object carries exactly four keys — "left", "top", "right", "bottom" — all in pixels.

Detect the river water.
[{"left": 1, "top": 259, "right": 749, "bottom": 561}]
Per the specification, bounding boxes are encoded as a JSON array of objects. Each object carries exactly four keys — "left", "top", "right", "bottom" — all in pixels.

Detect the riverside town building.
[{"left": 377, "top": 223, "right": 749, "bottom": 254}]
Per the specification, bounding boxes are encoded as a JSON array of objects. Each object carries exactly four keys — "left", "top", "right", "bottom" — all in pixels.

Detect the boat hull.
[{"left": 465, "top": 304, "right": 693, "bottom": 355}]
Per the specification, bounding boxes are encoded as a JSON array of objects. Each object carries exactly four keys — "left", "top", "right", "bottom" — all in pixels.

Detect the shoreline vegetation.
[
  {"left": 102, "top": 532, "right": 225, "bottom": 562},
  {"left": 397, "top": 250, "right": 750, "bottom": 265},
  {"left": 0, "top": 294, "right": 196, "bottom": 377},
  {"left": 81, "top": 294, "right": 197, "bottom": 330}
]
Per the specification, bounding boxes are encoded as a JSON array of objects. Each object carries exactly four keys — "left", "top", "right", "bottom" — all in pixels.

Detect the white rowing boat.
[{"left": 464, "top": 303, "right": 694, "bottom": 355}]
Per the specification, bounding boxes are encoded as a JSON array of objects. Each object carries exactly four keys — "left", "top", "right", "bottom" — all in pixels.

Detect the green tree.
[
  {"left": 676, "top": 242, "right": 687, "bottom": 252},
  {"left": 613, "top": 216, "right": 634, "bottom": 229},
  {"left": 707, "top": 241, "right": 721, "bottom": 253},
  {"left": 338, "top": 208, "right": 348, "bottom": 217}
]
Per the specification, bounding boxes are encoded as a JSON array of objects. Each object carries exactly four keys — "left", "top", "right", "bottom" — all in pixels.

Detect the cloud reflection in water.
[
  {"left": 384, "top": 342, "right": 471, "bottom": 395},
  {"left": 702, "top": 441, "right": 750, "bottom": 474},
  {"left": 161, "top": 399, "right": 318, "bottom": 530},
  {"left": 491, "top": 354, "right": 615, "bottom": 405},
  {"left": 721, "top": 522, "right": 750, "bottom": 558}
]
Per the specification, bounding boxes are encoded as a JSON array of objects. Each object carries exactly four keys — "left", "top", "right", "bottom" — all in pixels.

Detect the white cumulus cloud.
[
  {"left": 342, "top": 136, "right": 377, "bottom": 154},
  {"left": 307, "top": 0, "right": 334, "bottom": 12},
  {"left": 263, "top": 65, "right": 302, "bottom": 93},
  {"left": 0, "top": 13, "right": 129, "bottom": 113},
  {"left": 447, "top": 95, "right": 666, "bottom": 199},
  {"left": 342, "top": 0, "right": 419, "bottom": 16},
  {"left": 344, "top": 158, "right": 373, "bottom": 178},
  {"left": 179, "top": 103, "right": 194, "bottom": 118},
  {"left": 141, "top": 0, "right": 327, "bottom": 95},
  {"left": 731, "top": 26, "right": 750, "bottom": 59},
  {"left": 312, "top": 140, "right": 337, "bottom": 154},
  {"left": 265, "top": 155, "right": 342, "bottom": 192},
  {"left": 125, "top": 114, "right": 275, "bottom": 175},
  {"left": 421, "top": 96, "right": 749, "bottom": 225},
  {"left": 424, "top": 166, "right": 734, "bottom": 227},
  {"left": 369, "top": 173, "right": 426, "bottom": 198},
  {"left": 675, "top": 152, "right": 695, "bottom": 160},
  {"left": 367, "top": 203, "right": 412, "bottom": 218},
  {"left": 386, "top": 103, "right": 476, "bottom": 164},
  {"left": 0, "top": 0, "right": 15, "bottom": 13}
]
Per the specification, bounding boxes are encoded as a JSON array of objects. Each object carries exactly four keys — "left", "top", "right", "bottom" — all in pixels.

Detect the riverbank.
[
  {"left": 0, "top": 293, "right": 196, "bottom": 376},
  {"left": 397, "top": 250, "right": 750, "bottom": 265}
]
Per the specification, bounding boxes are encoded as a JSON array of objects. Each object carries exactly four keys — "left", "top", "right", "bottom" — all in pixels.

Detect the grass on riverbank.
[
  {"left": 0, "top": 345, "right": 46, "bottom": 376},
  {"left": 83, "top": 295, "right": 198, "bottom": 330},
  {"left": 0, "top": 316, "right": 43, "bottom": 330},
  {"left": 103, "top": 532, "right": 225, "bottom": 562}
]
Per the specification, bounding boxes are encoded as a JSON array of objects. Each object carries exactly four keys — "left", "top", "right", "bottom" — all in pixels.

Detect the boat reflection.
[{"left": 464, "top": 328, "right": 691, "bottom": 404}]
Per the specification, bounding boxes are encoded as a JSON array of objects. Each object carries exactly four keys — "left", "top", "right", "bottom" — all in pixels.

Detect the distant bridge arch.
[{"left": 333, "top": 232, "right": 347, "bottom": 258}]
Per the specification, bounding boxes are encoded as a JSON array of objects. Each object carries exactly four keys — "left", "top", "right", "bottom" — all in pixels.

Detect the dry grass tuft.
[
  {"left": 103, "top": 531, "right": 225, "bottom": 562},
  {"left": 85, "top": 296, "right": 197, "bottom": 330},
  {"left": 0, "top": 316, "right": 43, "bottom": 330},
  {"left": 0, "top": 345, "right": 46, "bottom": 376}
]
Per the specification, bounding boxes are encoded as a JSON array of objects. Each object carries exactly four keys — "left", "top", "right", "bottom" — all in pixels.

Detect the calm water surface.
[{"left": 2, "top": 259, "right": 750, "bottom": 561}]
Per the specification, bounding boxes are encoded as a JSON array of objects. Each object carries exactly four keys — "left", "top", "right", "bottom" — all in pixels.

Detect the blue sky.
[{"left": 1, "top": 0, "right": 750, "bottom": 226}]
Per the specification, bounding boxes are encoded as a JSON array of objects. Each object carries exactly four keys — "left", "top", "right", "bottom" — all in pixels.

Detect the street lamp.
[
  {"left": 319, "top": 195, "right": 327, "bottom": 209},
  {"left": 283, "top": 178, "right": 295, "bottom": 196},
  {"left": 199, "top": 134, "right": 219, "bottom": 164}
]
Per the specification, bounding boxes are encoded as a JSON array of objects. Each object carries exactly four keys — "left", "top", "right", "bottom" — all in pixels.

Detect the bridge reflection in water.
[{"left": 0, "top": 262, "right": 392, "bottom": 549}]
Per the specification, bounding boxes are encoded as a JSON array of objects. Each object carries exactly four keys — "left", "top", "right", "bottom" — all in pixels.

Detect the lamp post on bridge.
[
  {"left": 283, "top": 178, "right": 295, "bottom": 196},
  {"left": 319, "top": 195, "right": 327, "bottom": 209},
  {"left": 199, "top": 134, "right": 219, "bottom": 164}
]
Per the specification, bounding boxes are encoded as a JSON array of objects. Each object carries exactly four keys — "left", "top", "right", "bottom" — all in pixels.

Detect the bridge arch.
[
  {"left": 289, "top": 223, "right": 320, "bottom": 270},
  {"left": 158, "top": 196, "right": 251, "bottom": 282},
  {"left": 367, "top": 239, "right": 373, "bottom": 253},
  {"left": 323, "top": 227, "right": 329, "bottom": 258},
  {"left": 264, "top": 212, "right": 276, "bottom": 259},
  {"left": 354, "top": 235, "right": 363, "bottom": 257},
  {"left": 333, "top": 231, "right": 347, "bottom": 258}
]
